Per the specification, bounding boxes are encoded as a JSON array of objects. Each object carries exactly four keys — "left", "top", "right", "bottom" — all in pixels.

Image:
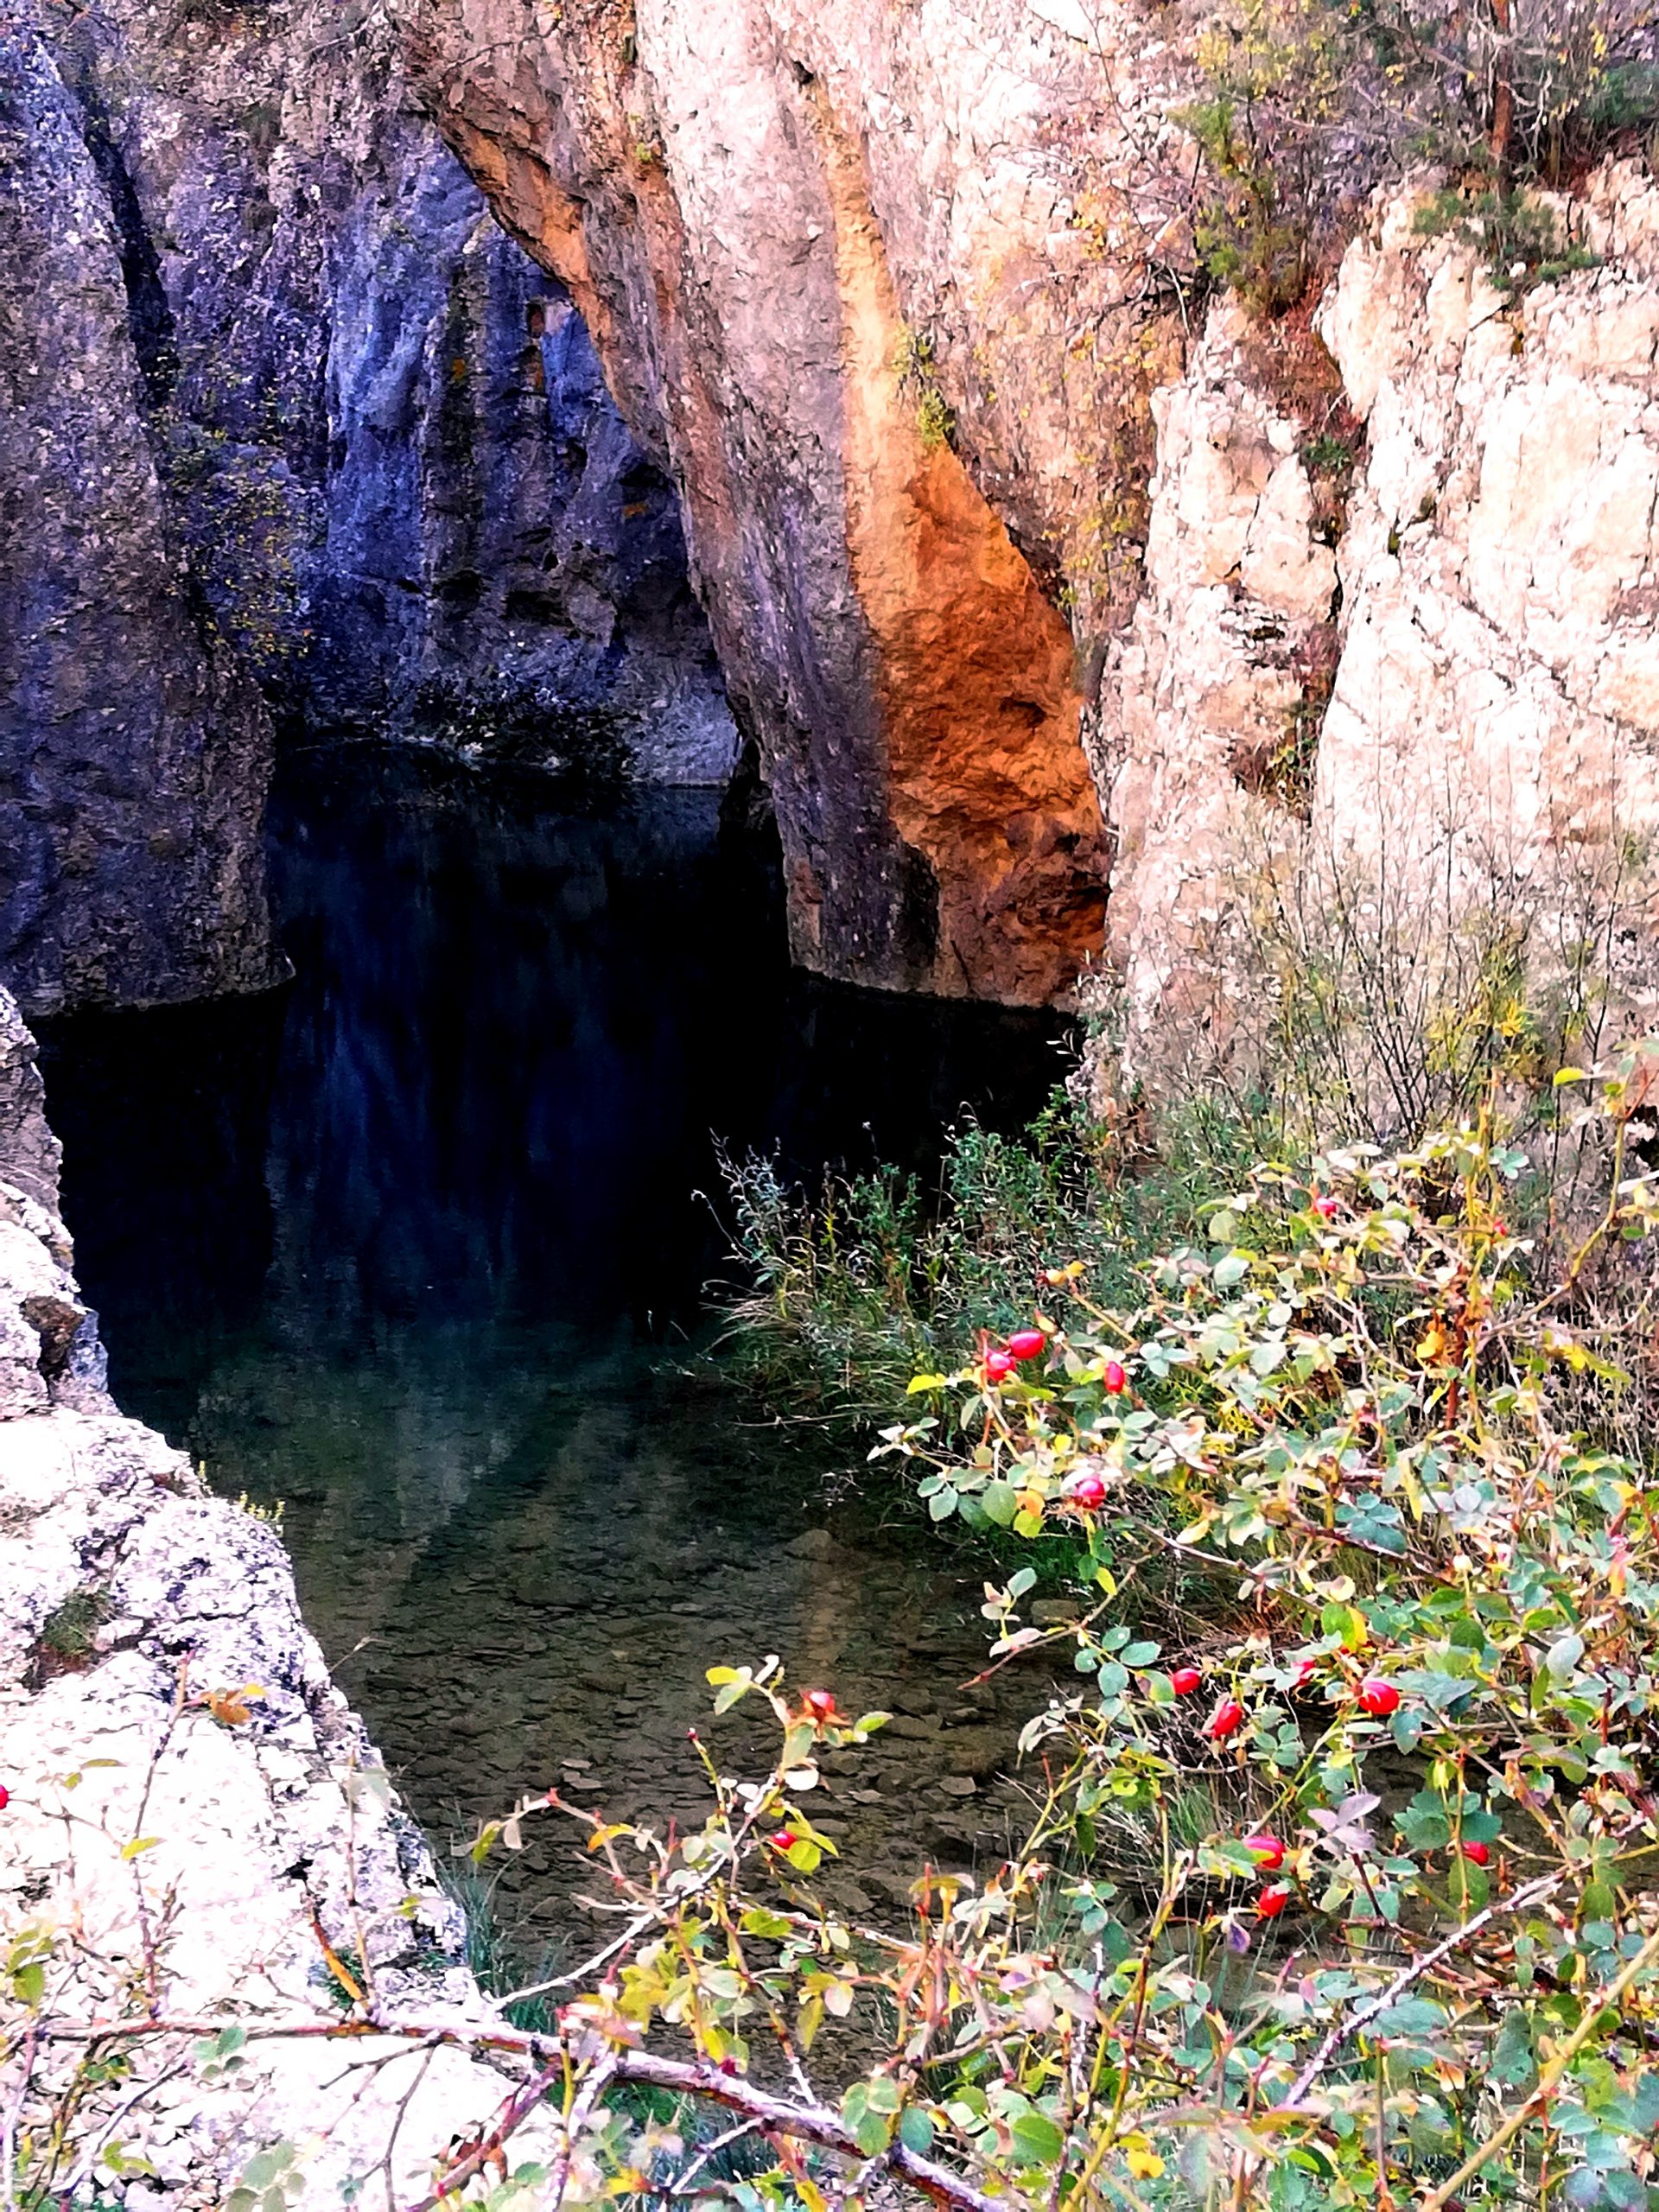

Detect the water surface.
[{"left": 41, "top": 747, "right": 1074, "bottom": 1953}]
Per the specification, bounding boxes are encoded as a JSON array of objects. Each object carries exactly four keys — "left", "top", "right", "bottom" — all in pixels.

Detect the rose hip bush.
[
  {"left": 843, "top": 1039, "right": 1659, "bottom": 2206},
  {"left": 11, "top": 1051, "right": 1659, "bottom": 2212}
]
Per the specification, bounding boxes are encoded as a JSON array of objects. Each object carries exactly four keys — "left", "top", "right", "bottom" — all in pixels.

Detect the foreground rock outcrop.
[{"left": 0, "top": 994, "right": 527, "bottom": 2193}]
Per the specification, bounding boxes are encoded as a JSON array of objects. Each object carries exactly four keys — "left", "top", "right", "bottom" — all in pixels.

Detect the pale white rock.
[{"left": 1098, "top": 162, "right": 1659, "bottom": 1099}]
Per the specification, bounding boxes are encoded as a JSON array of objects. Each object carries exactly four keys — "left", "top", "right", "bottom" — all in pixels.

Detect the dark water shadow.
[{"left": 38, "top": 743, "right": 1077, "bottom": 1947}]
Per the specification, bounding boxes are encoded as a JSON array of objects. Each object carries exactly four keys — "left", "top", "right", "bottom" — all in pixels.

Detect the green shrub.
[{"left": 715, "top": 1092, "right": 1263, "bottom": 1424}]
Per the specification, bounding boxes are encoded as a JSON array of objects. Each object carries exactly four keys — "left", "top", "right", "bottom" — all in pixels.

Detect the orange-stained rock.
[
  {"left": 815, "top": 99, "right": 1106, "bottom": 1001},
  {"left": 400, "top": 0, "right": 1168, "bottom": 1003}
]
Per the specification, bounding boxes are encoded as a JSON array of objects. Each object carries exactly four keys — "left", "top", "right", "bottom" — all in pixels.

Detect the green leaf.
[
  {"left": 928, "top": 1485, "right": 959, "bottom": 1522},
  {"left": 899, "top": 2107, "right": 936, "bottom": 2155},
  {"left": 982, "top": 1479, "right": 1018, "bottom": 1527},
  {"left": 1212, "top": 1253, "right": 1250, "bottom": 1288},
  {"left": 1371, "top": 1998, "right": 1446, "bottom": 2036},
  {"left": 907, "top": 1373, "right": 948, "bottom": 1393},
  {"left": 1320, "top": 1602, "right": 1368, "bottom": 1650},
  {"left": 739, "top": 1909, "right": 792, "bottom": 1939},
  {"left": 242, "top": 2148, "right": 295, "bottom": 2192},
  {"left": 1491, "top": 2008, "right": 1535, "bottom": 2087},
  {"left": 1011, "top": 2113, "right": 1065, "bottom": 2166},
  {"left": 1122, "top": 1640, "right": 1160, "bottom": 1667}
]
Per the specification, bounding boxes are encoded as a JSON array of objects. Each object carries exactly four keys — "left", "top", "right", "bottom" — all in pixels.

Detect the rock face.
[
  {"left": 0, "top": 11, "right": 276, "bottom": 1020},
  {"left": 402, "top": 0, "right": 1173, "bottom": 1001},
  {"left": 41, "top": 0, "right": 734, "bottom": 774},
  {"left": 0, "top": 981, "right": 531, "bottom": 2191},
  {"left": 404, "top": 0, "right": 1659, "bottom": 1024},
  {"left": 1099, "top": 164, "right": 1659, "bottom": 1097},
  {"left": 0, "top": 0, "right": 738, "bottom": 1017}
]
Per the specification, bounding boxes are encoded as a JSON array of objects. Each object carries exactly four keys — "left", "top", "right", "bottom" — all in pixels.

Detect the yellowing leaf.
[
  {"left": 1124, "top": 2135, "right": 1165, "bottom": 2180},
  {"left": 206, "top": 1683, "right": 265, "bottom": 1727}
]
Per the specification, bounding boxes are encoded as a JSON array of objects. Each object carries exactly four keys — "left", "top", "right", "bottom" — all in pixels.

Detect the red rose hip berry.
[
  {"left": 0, "top": 1784, "right": 9, "bottom": 1812},
  {"left": 802, "top": 1689, "right": 840, "bottom": 1723},
  {"left": 1102, "top": 1359, "right": 1128, "bottom": 1394},
  {"left": 1007, "top": 1328, "right": 1046, "bottom": 1362},
  {"left": 1460, "top": 1840, "right": 1491, "bottom": 1866},
  {"left": 1357, "top": 1677, "right": 1401, "bottom": 1717},
  {"left": 1255, "top": 1882, "right": 1292, "bottom": 1918},
  {"left": 984, "top": 1348, "right": 1016, "bottom": 1382},
  {"left": 1068, "top": 1472, "right": 1107, "bottom": 1510},
  {"left": 1244, "top": 1833, "right": 1285, "bottom": 1872},
  {"left": 769, "top": 1830, "right": 798, "bottom": 1851},
  {"left": 1208, "top": 1698, "right": 1246, "bottom": 1740},
  {"left": 1170, "top": 1666, "right": 1203, "bottom": 1697}
]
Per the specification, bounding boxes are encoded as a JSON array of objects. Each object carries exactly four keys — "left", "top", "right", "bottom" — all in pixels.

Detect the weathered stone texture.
[
  {"left": 0, "top": 8, "right": 276, "bottom": 1020},
  {"left": 402, "top": 0, "right": 1179, "bottom": 1000},
  {"left": 33, "top": 0, "right": 737, "bottom": 777},
  {"left": 1099, "top": 165, "right": 1659, "bottom": 1094}
]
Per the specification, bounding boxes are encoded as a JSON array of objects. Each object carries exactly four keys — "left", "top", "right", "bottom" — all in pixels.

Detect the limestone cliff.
[
  {"left": 1100, "top": 164, "right": 1659, "bottom": 1098},
  {"left": 399, "top": 0, "right": 1659, "bottom": 1025},
  {"left": 400, "top": 0, "right": 1168, "bottom": 1001}
]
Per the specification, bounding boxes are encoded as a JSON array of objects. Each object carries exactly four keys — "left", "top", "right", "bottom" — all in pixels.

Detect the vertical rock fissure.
[{"left": 60, "top": 57, "right": 179, "bottom": 411}]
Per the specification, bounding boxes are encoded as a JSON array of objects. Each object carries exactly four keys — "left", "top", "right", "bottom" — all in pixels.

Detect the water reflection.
[{"left": 40, "top": 745, "right": 1075, "bottom": 1948}]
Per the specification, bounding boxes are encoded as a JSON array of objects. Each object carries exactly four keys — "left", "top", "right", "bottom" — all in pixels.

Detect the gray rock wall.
[
  {"left": 0, "top": 0, "right": 735, "bottom": 1018},
  {"left": 0, "top": 9, "right": 276, "bottom": 1020}
]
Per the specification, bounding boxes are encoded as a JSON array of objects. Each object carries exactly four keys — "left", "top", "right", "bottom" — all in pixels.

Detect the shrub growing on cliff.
[{"left": 1178, "top": 0, "right": 1659, "bottom": 314}]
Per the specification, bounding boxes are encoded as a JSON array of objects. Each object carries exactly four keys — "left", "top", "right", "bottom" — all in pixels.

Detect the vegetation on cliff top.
[{"left": 1178, "top": 0, "right": 1659, "bottom": 311}]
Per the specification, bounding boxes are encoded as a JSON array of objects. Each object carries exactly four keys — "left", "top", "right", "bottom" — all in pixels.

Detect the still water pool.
[{"left": 39, "top": 746, "right": 1074, "bottom": 1959}]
